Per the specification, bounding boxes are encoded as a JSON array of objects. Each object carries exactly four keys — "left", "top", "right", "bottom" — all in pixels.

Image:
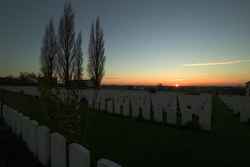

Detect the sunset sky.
[{"left": 1, "top": 0, "right": 250, "bottom": 86}]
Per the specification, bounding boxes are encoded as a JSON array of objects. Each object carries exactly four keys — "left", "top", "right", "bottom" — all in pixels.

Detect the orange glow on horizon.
[{"left": 102, "top": 74, "right": 248, "bottom": 86}]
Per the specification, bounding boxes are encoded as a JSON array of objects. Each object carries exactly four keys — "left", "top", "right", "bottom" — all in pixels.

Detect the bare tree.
[
  {"left": 57, "top": 2, "right": 76, "bottom": 85},
  {"left": 73, "top": 32, "right": 83, "bottom": 80},
  {"left": 88, "top": 17, "right": 105, "bottom": 88},
  {"left": 40, "top": 19, "right": 57, "bottom": 80}
]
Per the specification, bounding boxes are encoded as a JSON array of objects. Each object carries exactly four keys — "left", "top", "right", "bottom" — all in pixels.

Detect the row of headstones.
[
  {"left": 178, "top": 94, "right": 212, "bottom": 130},
  {"left": 0, "top": 86, "right": 40, "bottom": 96},
  {"left": 0, "top": 86, "right": 212, "bottom": 130},
  {"left": 220, "top": 95, "right": 250, "bottom": 122},
  {"left": 1, "top": 104, "right": 122, "bottom": 167},
  {"left": 88, "top": 91, "right": 212, "bottom": 130}
]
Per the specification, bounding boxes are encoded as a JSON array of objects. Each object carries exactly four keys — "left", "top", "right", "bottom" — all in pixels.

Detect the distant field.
[{"left": 1, "top": 89, "right": 250, "bottom": 167}]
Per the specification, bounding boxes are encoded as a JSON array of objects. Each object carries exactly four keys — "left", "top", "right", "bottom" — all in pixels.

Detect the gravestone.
[
  {"left": 29, "top": 120, "right": 39, "bottom": 156},
  {"left": 12, "top": 110, "right": 18, "bottom": 134},
  {"left": 239, "top": 97, "right": 250, "bottom": 122},
  {"left": 131, "top": 97, "right": 140, "bottom": 118},
  {"left": 107, "top": 99, "right": 113, "bottom": 113},
  {"left": 97, "top": 158, "right": 122, "bottom": 167},
  {"left": 179, "top": 95, "right": 196, "bottom": 125},
  {"left": 2, "top": 104, "right": 7, "bottom": 121},
  {"left": 16, "top": 113, "right": 23, "bottom": 136},
  {"left": 69, "top": 143, "right": 90, "bottom": 167},
  {"left": 141, "top": 97, "right": 151, "bottom": 120},
  {"left": 166, "top": 96, "right": 177, "bottom": 125},
  {"left": 122, "top": 98, "right": 130, "bottom": 117},
  {"left": 100, "top": 96, "right": 106, "bottom": 112},
  {"left": 151, "top": 95, "right": 163, "bottom": 122},
  {"left": 114, "top": 96, "right": 122, "bottom": 115},
  {"left": 22, "top": 116, "right": 30, "bottom": 144},
  {"left": 8, "top": 108, "right": 14, "bottom": 131},
  {"left": 6, "top": 107, "right": 12, "bottom": 128},
  {"left": 51, "top": 132, "right": 67, "bottom": 167},
  {"left": 37, "top": 126, "right": 50, "bottom": 166}
]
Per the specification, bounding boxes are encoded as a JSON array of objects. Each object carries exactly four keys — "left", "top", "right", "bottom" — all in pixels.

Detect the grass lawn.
[{"left": 1, "top": 89, "right": 250, "bottom": 167}]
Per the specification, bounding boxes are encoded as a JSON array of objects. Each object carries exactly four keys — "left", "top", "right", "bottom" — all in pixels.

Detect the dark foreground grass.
[{"left": 1, "top": 89, "right": 250, "bottom": 167}]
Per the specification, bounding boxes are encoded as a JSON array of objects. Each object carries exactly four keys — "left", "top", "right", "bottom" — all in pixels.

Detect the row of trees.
[{"left": 40, "top": 2, "right": 105, "bottom": 88}]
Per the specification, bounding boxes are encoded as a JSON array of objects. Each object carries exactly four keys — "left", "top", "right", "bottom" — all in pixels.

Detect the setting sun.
[{"left": 175, "top": 84, "right": 179, "bottom": 87}]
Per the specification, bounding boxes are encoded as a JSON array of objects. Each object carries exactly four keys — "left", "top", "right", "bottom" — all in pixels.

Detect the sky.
[{"left": 1, "top": 0, "right": 250, "bottom": 86}]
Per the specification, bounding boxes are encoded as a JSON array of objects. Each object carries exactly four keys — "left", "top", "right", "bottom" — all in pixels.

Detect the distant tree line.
[
  {"left": 0, "top": 72, "right": 39, "bottom": 86},
  {"left": 40, "top": 2, "right": 105, "bottom": 88}
]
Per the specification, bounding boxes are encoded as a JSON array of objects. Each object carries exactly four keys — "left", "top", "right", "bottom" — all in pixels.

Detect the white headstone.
[
  {"left": 2, "top": 104, "right": 7, "bottom": 121},
  {"left": 141, "top": 97, "right": 151, "bottom": 120},
  {"left": 179, "top": 96, "right": 191, "bottom": 125},
  {"left": 151, "top": 95, "right": 163, "bottom": 122},
  {"left": 51, "top": 132, "right": 67, "bottom": 167},
  {"left": 12, "top": 110, "right": 19, "bottom": 135},
  {"left": 107, "top": 100, "right": 113, "bottom": 114},
  {"left": 22, "top": 116, "right": 30, "bottom": 144},
  {"left": 9, "top": 108, "right": 15, "bottom": 131},
  {"left": 16, "top": 113, "right": 23, "bottom": 136},
  {"left": 37, "top": 126, "right": 50, "bottom": 166},
  {"left": 166, "top": 96, "right": 177, "bottom": 125},
  {"left": 69, "top": 143, "right": 90, "bottom": 167},
  {"left": 97, "top": 159, "right": 122, "bottom": 167},
  {"left": 122, "top": 98, "right": 130, "bottom": 117},
  {"left": 239, "top": 97, "right": 250, "bottom": 122},
  {"left": 7, "top": 108, "right": 12, "bottom": 129},
  {"left": 114, "top": 97, "right": 122, "bottom": 115},
  {"left": 28, "top": 120, "right": 39, "bottom": 156},
  {"left": 131, "top": 97, "right": 140, "bottom": 118},
  {"left": 100, "top": 96, "right": 106, "bottom": 112}
]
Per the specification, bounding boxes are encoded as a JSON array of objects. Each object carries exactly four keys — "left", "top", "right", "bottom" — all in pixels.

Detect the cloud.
[{"left": 183, "top": 59, "right": 250, "bottom": 67}]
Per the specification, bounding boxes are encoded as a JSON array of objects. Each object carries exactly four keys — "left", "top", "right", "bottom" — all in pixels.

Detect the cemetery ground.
[{"left": 1, "top": 90, "right": 250, "bottom": 167}]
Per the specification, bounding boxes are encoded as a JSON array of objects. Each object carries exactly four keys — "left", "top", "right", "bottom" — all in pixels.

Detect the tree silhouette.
[
  {"left": 40, "top": 19, "right": 57, "bottom": 80},
  {"left": 73, "top": 32, "right": 83, "bottom": 80},
  {"left": 88, "top": 17, "right": 105, "bottom": 88},
  {"left": 57, "top": 2, "right": 77, "bottom": 85}
]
